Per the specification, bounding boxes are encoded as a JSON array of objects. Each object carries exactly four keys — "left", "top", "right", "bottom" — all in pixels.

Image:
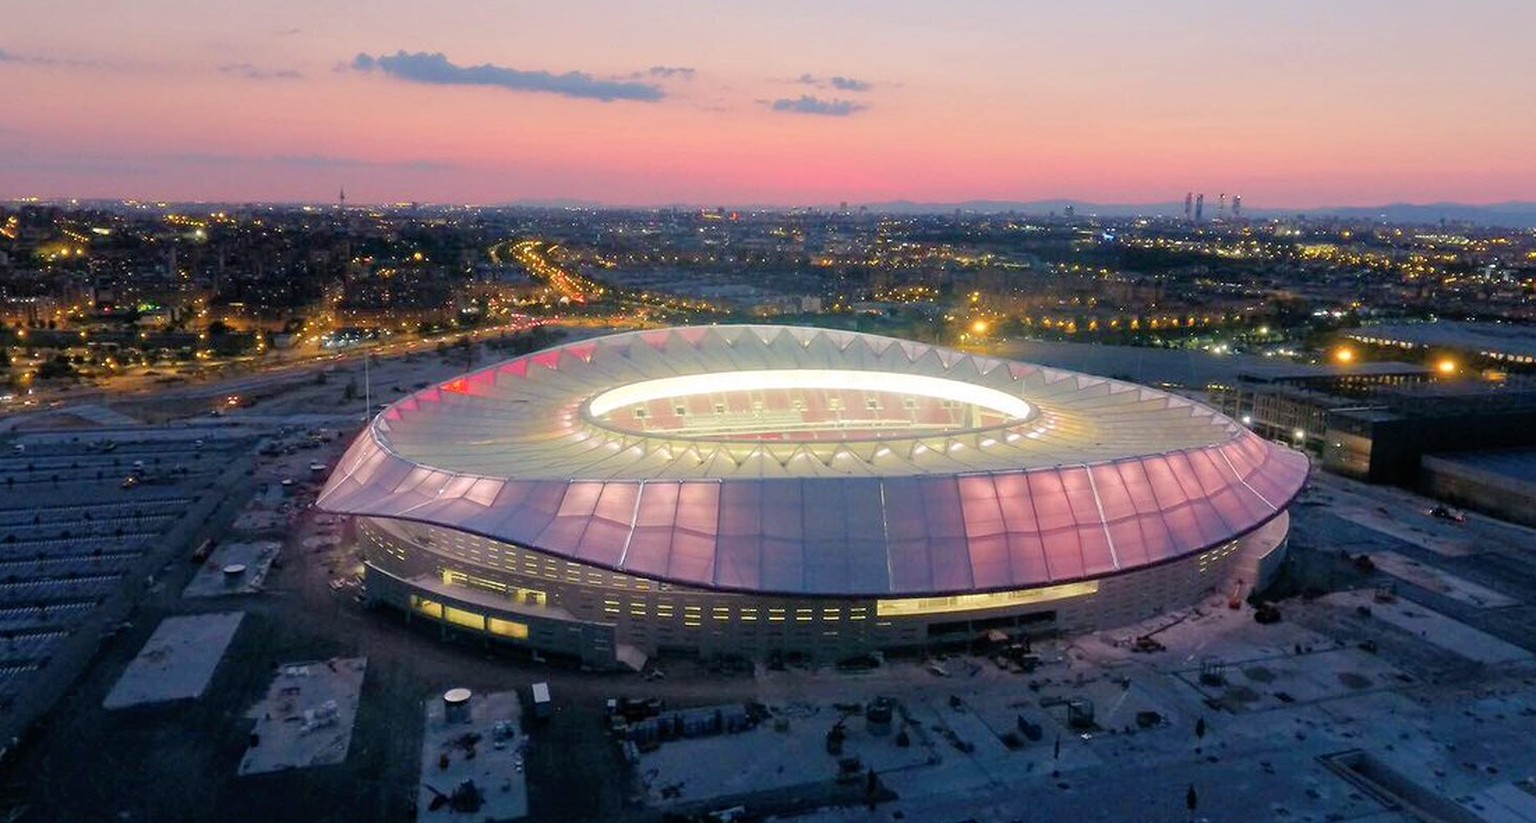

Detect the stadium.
[{"left": 317, "top": 325, "right": 1309, "bottom": 669}]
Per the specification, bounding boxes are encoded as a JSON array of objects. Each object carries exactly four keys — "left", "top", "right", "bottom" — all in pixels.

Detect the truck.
[{"left": 531, "top": 682, "right": 552, "bottom": 720}]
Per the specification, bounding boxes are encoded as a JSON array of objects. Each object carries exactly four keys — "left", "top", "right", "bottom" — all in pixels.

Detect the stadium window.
[
  {"left": 411, "top": 596, "right": 444, "bottom": 619},
  {"left": 488, "top": 617, "right": 529, "bottom": 639},
  {"left": 875, "top": 581, "right": 1098, "bottom": 617},
  {"left": 444, "top": 605, "right": 484, "bottom": 630}
]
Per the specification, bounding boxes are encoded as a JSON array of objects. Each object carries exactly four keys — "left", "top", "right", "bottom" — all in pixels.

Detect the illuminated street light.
[
  {"left": 1436, "top": 358, "right": 1456, "bottom": 376},
  {"left": 1333, "top": 347, "right": 1355, "bottom": 364}
]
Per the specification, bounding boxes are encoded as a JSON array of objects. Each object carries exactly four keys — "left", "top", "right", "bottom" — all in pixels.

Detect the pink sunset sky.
[{"left": 2, "top": 0, "right": 1533, "bottom": 208}]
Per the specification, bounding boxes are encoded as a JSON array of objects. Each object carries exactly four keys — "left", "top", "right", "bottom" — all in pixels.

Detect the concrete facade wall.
[
  {"left": 354, "top": 512, "right": 1289, "bottom": 669},
  {"left": 1420, "top": 457, "right": 1536, "bottom": 529}
]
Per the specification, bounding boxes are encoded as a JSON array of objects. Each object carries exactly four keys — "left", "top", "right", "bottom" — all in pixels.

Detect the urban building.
[{"left": 319, "top": 326, "right": 1309, "bottom": 668}]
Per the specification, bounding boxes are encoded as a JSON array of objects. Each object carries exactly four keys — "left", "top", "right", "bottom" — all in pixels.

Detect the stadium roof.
[{"left": 318, "top": 325, "right": 1309, "bottom": 597}]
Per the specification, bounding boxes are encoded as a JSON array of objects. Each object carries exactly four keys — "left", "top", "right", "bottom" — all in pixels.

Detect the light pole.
[{"left": 362, "top": 351, "right": 370, "bottom": 423}]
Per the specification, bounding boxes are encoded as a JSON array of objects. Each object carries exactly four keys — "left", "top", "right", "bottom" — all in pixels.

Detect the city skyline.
[{"left": 3, "top": 0, "right": 1534, "bottom": 207}]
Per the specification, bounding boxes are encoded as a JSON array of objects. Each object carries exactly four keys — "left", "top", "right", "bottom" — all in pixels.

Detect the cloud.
[
  {"left": 164, "top": 152, "right": 454, "bottom": 172},
  {"left": 796, "top": 73, "right": 872, "bottom": 92},
  {"left": 0, "top": 146, "right": 454, "bottom": 178},
  {"left": 267, "top": 154, "right": 453, "bottom": 172},
  {"left": 351, "top": 50, "right": 663, "bottom": 102},
  {"left": 0, "top": 49, "right": 100, "bottom": 69},
  {"left": 646, "top": 65, "right": 694, "bottom": 79},
  {"left": 219, "top": 63, "right": 303, "bottom": 80},
  {"left": 768, "top": 95, "right": 866, "bottom": 117}
]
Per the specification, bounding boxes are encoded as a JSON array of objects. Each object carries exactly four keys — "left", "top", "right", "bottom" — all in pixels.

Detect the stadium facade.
[{"left": 318, "top": 325, "right": 1308, "bottom": 669}]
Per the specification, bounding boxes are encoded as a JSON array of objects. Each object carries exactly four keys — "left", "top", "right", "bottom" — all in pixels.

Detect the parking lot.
[{"left": 0, "top": 428, "right": 254, "bottom": 739}]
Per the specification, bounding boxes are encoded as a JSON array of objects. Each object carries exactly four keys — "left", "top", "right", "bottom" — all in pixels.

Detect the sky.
[{"left": 2, "top": 0, "right": 1533, "bottom": 208}]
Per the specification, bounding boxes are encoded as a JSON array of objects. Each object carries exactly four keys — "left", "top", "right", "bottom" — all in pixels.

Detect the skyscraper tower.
[
  {"left": 1184, "top": 192, "right": 1193, "bottom": 222},
  {"left": 1195, "top": 194, "right": 1204, "bottom": 223},
  {"left": 1233, "top": 195, "right": 1242, "bottom": 218},
  {"left": 1218, "top": 193, "right": 1226, "bottom": 216},
  {"left": 338, "top": 187, "right": 346, "bottom": 213}
]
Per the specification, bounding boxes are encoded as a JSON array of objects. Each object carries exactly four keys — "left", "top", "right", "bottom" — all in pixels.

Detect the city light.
[
  {"left": 1333, "top": 347, "right": 1355, "bottom": 364},
  {"left": 1436, "top": 358, "right": 1457, "bottom": 375}
]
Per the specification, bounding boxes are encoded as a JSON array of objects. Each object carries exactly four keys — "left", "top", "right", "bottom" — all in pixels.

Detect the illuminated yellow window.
[
  {"left": 875, "top": 581, "right": 1099, "bottom": 617},
  {"left": 411, "top": 596, "right": 444, "bottom": 619},
  {"left": 488, "top": 617, "right": 529, "bottom": 639},
  {"left": 445, "top": 606, "right": 485, "bottom": 630}
]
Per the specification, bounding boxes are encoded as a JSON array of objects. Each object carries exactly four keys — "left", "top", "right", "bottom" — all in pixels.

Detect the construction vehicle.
[
  {"left": 1428, "top": 505, "right": 1466, "bottom": 523},
  {"left": 1131, "top": 612, "right": 1191, "bottom": 652}
]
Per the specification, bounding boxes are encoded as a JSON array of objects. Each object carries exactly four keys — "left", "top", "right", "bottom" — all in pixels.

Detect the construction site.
[{"left": 0, "top": 336, "right": 1534, "bottom": 822}]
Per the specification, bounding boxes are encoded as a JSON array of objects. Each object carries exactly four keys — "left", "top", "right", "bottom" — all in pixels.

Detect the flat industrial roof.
[{"left": 1346, "top": 321, "right": 1536, "bottom": 359}]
